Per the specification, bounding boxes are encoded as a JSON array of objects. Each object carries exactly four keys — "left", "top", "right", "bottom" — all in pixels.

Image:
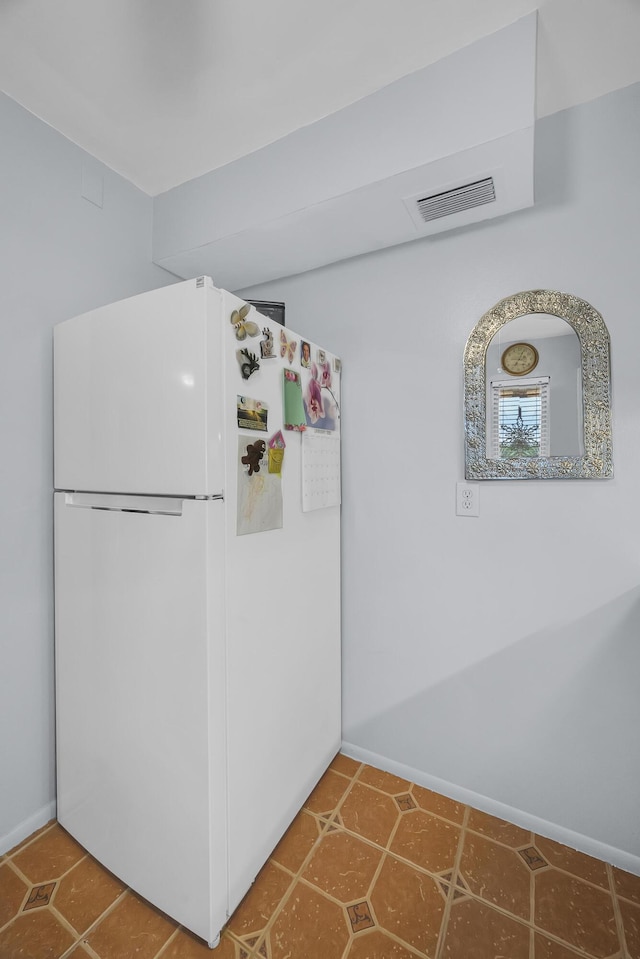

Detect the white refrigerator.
[{"left": 53, "top": 277, "right": 342, "bottom": 947}]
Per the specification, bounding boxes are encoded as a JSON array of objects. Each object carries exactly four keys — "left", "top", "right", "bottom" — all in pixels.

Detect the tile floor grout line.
[
  {"left": 3, "top": 819, "right": 57, "bottom": 860},
  {"left": 292, "top": 873, "right": 364, "bottom": 910},
  {"left": 439, "top": 877, "right": 612, "bottom": 959},
  {"left": 528, "top": 856, "right": 614, "bottom": 894},
  {"left": 339, "top": 929, "right": 352, "bottom": 959},
  {"left": 323, "top": 764, "right": 471, "bottom": 847},
  {"left": 3, "top": 852, "right": 51, "bottom": 889},
  {"left": 60, "top": 939, "right": 103, "bottom": 959},
  {"left": 58, "top": 935, "right": 96, "bottom": 959},
  {"left": 405, "top": 806, "right": 465, "bottom": 830},
  {"left": 346, "top": 770, "right": 415, "bottom": 803},
  {"left": 49, "top": 900, "right": 92, "bottom": 943},
  {"left": 255, "top": 860, "right": 381, "bottom": 956},
  {"left": 616, "top": 890, "right": 640, "bottom": 907},
  {"left": 60, "top": 884, "right": 132, "bottom": 957},
  {"left": 47, "top": 853, "right": 131, "bottom": 945},
  {"left": 434, "top": 874, "right": 612, "bottom": 959},
  {"left": 352, "top": 846, "right": 389, "bottom": 954},
  {"left": 0, "top": 912, "right": 30, "bottom": 939},
  {"left": 346, "top": 922, "right": 431, "bottom": 959},
  {"left": 332, "top": 768, "right": 360, "bottom": 820},
  {"left": 54, "top": 851, "right": 91, "bottom": 884},
  {"left": 0, "top": 888, "right": 80, "bottom": 944},
  {"left": 368, "top": 845, "right": 390, "bottom": 895},
  {"left": 607, "top": 861, "right": 630, "bottom": 959},
  {"left": 456, "top": 823, "right": 616, "bottom": 896},
  {"left": 7, "top": 847, "right": 91, "bottom": 892},
  {"left": 407, "top": 783, "right": 467, "bottom": 827},
  {"left": 527, "top": 831, "right": 539, "bottom": 959},
  {"left": 328, "top": 755, "right": 364, "bottom": 785},
  {"left": 465, "top": 824, "right": 534, "bottom": 851},
  {"left": 57, "top": 924, "right": 100, "bottom": 959},
  {"left": 466, "top": 816, "right": 616, "bottom": 880},
  {"left": 4, "top": 851, "right": 180, "bottom": 959},
  {"left": 527, "top": 869, "right": 622, "bottom": 958},
  {"left": 1, "top": 859, "right": 34, "bottom": 927},
  {"left": 288, "top": 866, "right": 441, "bottom": 958},
  {"left": 534, "top": 926, "right": 617, "bottom": 959},
  {"left": 330, "top": 770, "right": 354, "bottom": 783},
  {"left": 385, "top": 799, "right": 413, "bottom": 853},
  {"left": 529, "top": 854, "right": 535, "bottom": 959},
  {"left": 212, "top": 903, "right": 267, "bottom": 954},
  {"left": 322, "top": 809, "right": 465, "bottom": 891},
  {"left": 348, "top": 761, "right": 365, "bottom": 782},
  {"left": 327, "top": 820, "right": 444, "bottom": 885},
  {"left": 224, "top": 926, "right": 258, "bottom": 958},
  {"left": 372, "top": 799, "right": 458, "bottom": 957},
  {"left": 282, "top": 808, "right": 331, "bottom": 871},
  {"left": 536, "top": 861, "right": 615, "bottom": 893},
  {"left": 253, "top": 783, "right": 377, "bottom": 959},
  {"left": 151, "top": 925, "right": 191, "bottom": 959},
  {"left": 434, "top": 878, "right": 457, "bottom": 959},
  {"left": 362, "top": 850, "right": 440, "bottom": 959},
  {"left": 433, "top": 803, "right": 471, "bottom": 959},
  {"left": 248, "top": 804, "right": 338, "bottom": 958},
  {"left": 266, "top": 856, "right": 296, "bottom": 880}
]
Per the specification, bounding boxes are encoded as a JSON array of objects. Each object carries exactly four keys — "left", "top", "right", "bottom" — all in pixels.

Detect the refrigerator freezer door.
[
  {"left": 54, "top": 280, "right": 224, "bottom": 496},
  {"left": 54, "top": 493, "right": 228, "bottom": 943}
]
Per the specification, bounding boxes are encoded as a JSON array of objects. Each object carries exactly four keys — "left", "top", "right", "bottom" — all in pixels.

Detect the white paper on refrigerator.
[{"left": 301, "top": 431, "right": 341, "bottom": 511}]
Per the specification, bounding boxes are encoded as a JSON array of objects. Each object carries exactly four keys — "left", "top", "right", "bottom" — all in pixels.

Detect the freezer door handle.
[{"left": 62, "top": 492, "right": 184, "bottom": 515}]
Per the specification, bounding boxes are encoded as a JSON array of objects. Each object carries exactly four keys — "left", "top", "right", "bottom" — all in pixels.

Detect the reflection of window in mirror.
[
  {"left": 485, "top": 314, "right": 584, "bottom": 458},
  {"left": 490, "top": 378, "right": 549, "bottom": 459}
]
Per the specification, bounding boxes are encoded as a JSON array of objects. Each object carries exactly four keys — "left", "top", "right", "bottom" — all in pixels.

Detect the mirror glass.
[
  {"left": 486, "top": 314, "right": 583, "bottom": 461},
  {"left": 464, "top": 290, "right": 612, "bottom": 480}
]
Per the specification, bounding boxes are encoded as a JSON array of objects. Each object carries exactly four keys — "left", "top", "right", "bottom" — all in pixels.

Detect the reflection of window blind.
[{"left": 490, "top": 377, "right": 550, "bottom": 459}]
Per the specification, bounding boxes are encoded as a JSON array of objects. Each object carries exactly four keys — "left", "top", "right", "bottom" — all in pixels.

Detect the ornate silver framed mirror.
[{"left": 464, "top": 290, "right": 612, "bottom": 480}]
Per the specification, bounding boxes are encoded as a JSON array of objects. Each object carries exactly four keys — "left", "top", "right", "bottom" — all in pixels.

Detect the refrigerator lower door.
[{"left": 54, "top": 493, "right": 227, "bottom": 945}]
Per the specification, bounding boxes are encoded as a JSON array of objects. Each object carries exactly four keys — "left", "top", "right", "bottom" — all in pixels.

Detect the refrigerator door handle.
[{"left": 62, "top": 492, "right": 186, "bottom": 515}]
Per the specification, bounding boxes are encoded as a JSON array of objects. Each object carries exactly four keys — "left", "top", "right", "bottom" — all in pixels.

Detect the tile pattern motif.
[
  {"left": 347, "top": 901, "right": 375, "bottom": 933},
  {"left": 23, "top": 881, "right": 57, "bottom": 910},
  {"left": 1, "top": 756, "right": 639, "bottom": 958}
]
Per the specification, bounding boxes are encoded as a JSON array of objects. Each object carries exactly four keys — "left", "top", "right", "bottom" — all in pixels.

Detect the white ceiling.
[{"left": 1, "top": 0, "right": 639, "bottom": 196}]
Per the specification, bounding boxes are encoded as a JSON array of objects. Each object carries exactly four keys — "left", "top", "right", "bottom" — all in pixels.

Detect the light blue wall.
[
  {"left": 0, "top": 93, "right": 174, "bottom": 850},
  {"left": 240, "top": 83, "right": 640, "bottom": 870}
]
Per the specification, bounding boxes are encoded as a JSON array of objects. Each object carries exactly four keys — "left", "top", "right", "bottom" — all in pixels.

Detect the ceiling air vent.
[{"left": 414, "top": 177, "right": 496, "bottom": 223}]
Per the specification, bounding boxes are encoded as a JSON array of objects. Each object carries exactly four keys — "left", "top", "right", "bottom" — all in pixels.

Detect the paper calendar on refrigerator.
[{"left": 301, "top": 432, "right": 341, "bottom": 511}]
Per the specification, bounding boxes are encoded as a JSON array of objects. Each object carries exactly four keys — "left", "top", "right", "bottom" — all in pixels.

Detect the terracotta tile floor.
[{"left": 2, "top": 754, "right": 640, "bottom": 958}]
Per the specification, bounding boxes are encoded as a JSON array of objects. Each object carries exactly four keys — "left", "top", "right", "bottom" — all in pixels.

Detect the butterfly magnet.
[
  {"left": 280, "top": 330, "right": 297, "bottom": 364},
  {"left": 230, "top": 303, "right": 260, "bottom": 341}
]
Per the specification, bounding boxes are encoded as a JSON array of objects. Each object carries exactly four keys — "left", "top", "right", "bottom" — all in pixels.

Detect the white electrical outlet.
[{"left": 456, "top": 482, "right": 479, "bottom": 517}]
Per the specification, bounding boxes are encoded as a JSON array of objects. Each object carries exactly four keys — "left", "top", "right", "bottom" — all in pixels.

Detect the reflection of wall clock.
[{"left": 501, "top": 342, "right": 539, "bottom": 376}]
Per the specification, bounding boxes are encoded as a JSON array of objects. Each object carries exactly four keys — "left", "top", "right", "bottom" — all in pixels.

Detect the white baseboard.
[
  {"left": 341, "top": 741, "right": 640, "bottom": 878},
  {"left": 0, "top": 800, "right": 57, "bottom": 856}
]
